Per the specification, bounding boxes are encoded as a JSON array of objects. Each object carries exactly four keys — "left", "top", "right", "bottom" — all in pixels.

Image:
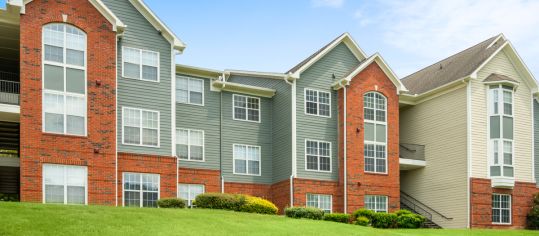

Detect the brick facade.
[
  {"left": 470, "top": 178, "right": 538, "bottom": 229},
  {"left": 179, "top": 167, "right": 220, "bottom": 193},
  {"left": 292, "top": 178, "right": 342, "bottom": 212},
  {"left": 19, "top": 0, "right": 117, "bottom": 205},
  {"left": 270, "top": 179, "right": 291, "bottom": 213},
  {"left": 337, "top": 62, "right": 400, "bottom": 214},
  {"left": 224, "top": 182, "right": 272, "bottom": 199}
]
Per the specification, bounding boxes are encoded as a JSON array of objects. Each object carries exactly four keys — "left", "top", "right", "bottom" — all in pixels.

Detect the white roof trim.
[
  {"left": 20, "top": 0, "right": 125, "bottom": 33},
  {"left": 128, "top": 0, "right": 186, "bottom": 52},
  {"left": 487, "top": 33, "right": 506, "bottom": 49},
  {"left": 212, "top": 80, "right": 276, "bottom": 98},
  {"left": 332, "top": 53, "right": 407, "bottom": 94},
  {"left": 291, "top": 33, "right": 367, "bottom": 78},
  {"left": 225, "top": 69, "right": 296, "bottom": 80}
]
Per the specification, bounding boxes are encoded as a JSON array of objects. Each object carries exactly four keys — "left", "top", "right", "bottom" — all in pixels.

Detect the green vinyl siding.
[
  {"left": 102, "top": 0, "right": 173, "bottom": 156},
  {"left": 176, "top": 74, "right": 220, "bottom": 170},
  {"left": 535, "top": 100, "right": 539, "bottom": 186},
  {"left": 295, "top": 42, "right": 360, "bottom": 181}
]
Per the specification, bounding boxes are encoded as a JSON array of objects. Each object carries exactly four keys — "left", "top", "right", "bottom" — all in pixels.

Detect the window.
[
  {"left": 492, "top": 194, "right": 511, "bottom": 224},
  {"left": 305, "top": 140, "right": 331, "bottom": 172},
  {"left": 122, "top": 107, "right": 159, "bottom": 147},
  {"left": 43, "top": 164, "right": 87, "bottom": 205},
  {"left": 178, "top": 184, "right": 204, "bottom": 207},
  {"left": 364, "top": 92, "right": 387, "bottom": 173},
  {"left": 305, "top": 89, "right": 330, "bottom": 117},
  {"left": 176, "top": 128, "right": 204, "bottom": 161},
  {"left": 42, "top": 24, "right": 87, "bottom": 136},
  {"left": 176, "top": 76, "right": 204, "bottom": 105},
  {"left": 122, "top": 47, "right": 159, "bottom": 82},
  {"left": 489, "top": 85, "right": 513, "bottom": 177},
  {"left": 233, "top": 144, "right": 261, "bottom": 175},
  {"left": 306, "top": 194, "right": 332, "bottom": 213},
  {"left": 364, "top": 195, "right": 388, "bottom": 213},
  {"left": 123, "top": 172, "right": 159, "bottom": 208},
  {"left": 233, "top": 94, "right": 260, "bottom": 122}
]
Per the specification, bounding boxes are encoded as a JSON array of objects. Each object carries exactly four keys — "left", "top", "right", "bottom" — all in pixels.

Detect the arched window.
[
  {"left": 42, "top": 23, "right": 87, "bottom": 136},
  {"left": 363, "top": 92, "right": 387, "bottom": 173}
]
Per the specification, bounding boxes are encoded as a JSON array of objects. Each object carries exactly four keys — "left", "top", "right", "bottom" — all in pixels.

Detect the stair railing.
[{"left": 400, "top": 191, "right": 453, "bottom": 221}]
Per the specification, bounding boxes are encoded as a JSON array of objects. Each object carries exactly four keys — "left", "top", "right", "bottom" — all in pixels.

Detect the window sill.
[
  {"left": 364, "top": 171, "right": 389, "bottom": 176},
  {"left": 490, "top": 176, "right": 515, "bottom": 189},
  {"left": 176, "top": 102, "right": 204, "bottom": 107},
  {"left": 178, "top": 159, "right": 205, "bottom": 163},
  {"left": 42, "top": 132, "right": 88, "bottom": 139}
]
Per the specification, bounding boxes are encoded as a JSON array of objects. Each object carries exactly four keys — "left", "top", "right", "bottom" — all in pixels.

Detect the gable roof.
[
  {"left": 286, "top": 32, "right": 367, "bottom": 77},
  {"left": 401, "top": 34, "right": 505, "bottom": 95},
  {"left": 483, "top": 73, "right": 519, "bottom": 84}
]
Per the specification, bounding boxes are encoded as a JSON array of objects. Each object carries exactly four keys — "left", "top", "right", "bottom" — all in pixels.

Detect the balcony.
[
  {"left": 0, "top": 72, "right": 19, "bottom": 105},
  {"left": 399, "top": 143, "right": 427, "bottom": 170}
]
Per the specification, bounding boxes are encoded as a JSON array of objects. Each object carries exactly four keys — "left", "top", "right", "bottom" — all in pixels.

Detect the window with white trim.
[
  {"left": 306, "top": 193, "right": 332, "bottom": 213},
  {"left": 123, "top": 172, "right": 159, "bottom": 208},
  {"left": 122, "top": 47, "right": 159, "bottom": 81},
  {"left": 489, "top": 85, "right": 513, "bottom": 178},
  {"left": 178, "top": 184, "right": 204, "bottom": 207},
  {"left": 233, "top": 94, "right": 260, "bottom": 122},
  {"left": 364, "top": 92, "right": 387, "bottom": 173},
  {"left": 305, "top": 140, "right": 331, "bottom": 172},
  {"left": 492, "top": 194, "right": 511, "bottom": 224},
  {"left": 176, "top": 76, "right": 204, "bottom": 105},
  {"left": 122, "top": 107, "right": 159, "bottom": 147},
  {"left": 305, "top": 89, "right": 330, "bottom": 117},
  {"left": 364, "top": 195, "right": 388, "bottom": 213},
  {"left": 43, "top": 24, "right": 87, "bottom": 136},
  {"left": 176, "top": 128, "right": 204, "bottom": 161},
  {"left": 43, "top": 164, "right": 87, "bottom": 205},
  {"left": 233, "top": 144, "right": 260, "bottom": 175}
]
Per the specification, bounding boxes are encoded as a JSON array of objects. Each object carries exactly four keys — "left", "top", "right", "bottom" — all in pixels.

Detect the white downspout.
[
  {"left": 343, "top": 85, "right": 347, "bottom": 213},
  {"left": 221, "top": 176, "right": 225, "bottom": 193},
  {"left": 466, "top": 79, "right": 472, "bottom": 228},
  {"left": 284, "top": 75, "right": 297, "bottom": 207},
  {"left": 114, "top": 33, "right": 121, "bottom": 207}
]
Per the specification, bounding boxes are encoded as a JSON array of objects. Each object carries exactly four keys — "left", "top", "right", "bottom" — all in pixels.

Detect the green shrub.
[
  {"left": 323, "top": 213, "right": 350, "bottom": 223},
  {"left": 352, "top": 208, "right": 375, "bottom": 221},
  {"left": 371, "top": 212, "right": 398, "bottom": 228},
  {"left": 527, "top": 193, "right": 539, "bottom": 229},
  {"left": 157, "top": 198, "right": 186, "bottom": 208},
  {"left": 355, "top": 216, "right": 370, "bottom": 226},
  {"left": 195, "top": 193, "right": 246, "bottom": 211},
  {"left": 394, "top": 209, "right": 413, "bottom": 216},
  {"left": 396, "top": 213, "right": 425, "bottom": 228},
  {"left": 0, "top": 193, "right": 19, "bottom": 202},
  {"left": 284, "top": 207, "right": 324, "bottom": 220},
  {"left": 239, "top": 196, "right": 278, "bottom": 215}
]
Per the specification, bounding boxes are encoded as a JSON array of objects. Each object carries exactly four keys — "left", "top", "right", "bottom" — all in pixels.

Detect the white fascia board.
[
  {"left": 176, "top": 64, "right": 222, "bottom": 79},
  {"left": 212, "top": 80, "right": 276, "bottom": 98},
  {"left": 225, "top": 69, "right": 296, "bottom": 80}
]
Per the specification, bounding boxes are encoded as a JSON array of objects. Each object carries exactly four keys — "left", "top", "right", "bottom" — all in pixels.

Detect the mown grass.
[{"left": 0, "top": 202, "right": 537, "bottom": 236}]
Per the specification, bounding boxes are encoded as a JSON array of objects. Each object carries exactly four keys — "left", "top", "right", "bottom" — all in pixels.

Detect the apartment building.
[{"left": 0, "top": 0, "right": 537, "bottom": 229}]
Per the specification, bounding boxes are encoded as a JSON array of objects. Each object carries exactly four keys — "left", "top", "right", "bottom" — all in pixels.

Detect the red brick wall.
[
  {"left": 20, "top": 0, "right": 117, "bottom": 205},
  {"left": 470, "top": 178, "right": 538, "bottom": 229},
  {"left": 179, "top": 167, "right": 220, "bottom": 193},
  {"left": 292, "top": 178, "right": 342, "bottom": 212},
  {"left": 117, "top": 153, "right": 177, "bottom": 205},
  {"left": 338, "top": 62, "right": 400, "bottom": 213},
  {"left": 271, "top": 179, "right": 291, "bottom": 213},
  {"left": 224, "top": 182, "right": 272, "bottom": 199}
]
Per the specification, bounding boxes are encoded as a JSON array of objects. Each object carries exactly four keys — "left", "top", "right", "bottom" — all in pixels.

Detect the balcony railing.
[{"left": 0, "top": 72, "right": 19, "bottom": 105}]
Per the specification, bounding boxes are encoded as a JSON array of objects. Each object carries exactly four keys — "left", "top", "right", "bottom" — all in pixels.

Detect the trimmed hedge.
[
  {"left": 157, "top": 198, "right": 186, "bottom": 208},
  {"left": 285, "top": 207, "right": 324, "bottom": 220},
  {"left": 352, "top": 209, "right": 375, "bottom": 221},
  {"left": 323, "top": 213, "right": 350, "bottom": 223},
  {"left": 371, "top": 212, "right": 398, "bottom": 228},
  {"left": 355, "top": 216, "right": 370, "bottom": 226},
  {"left": 528, "top": 193, "right": 539, "bottom": 229},
  {"left": 239, "top": 196, "right": 278, "bottom": 215},
  {"left": 195, "top": 193, "right": 246, "bottom": 211}
]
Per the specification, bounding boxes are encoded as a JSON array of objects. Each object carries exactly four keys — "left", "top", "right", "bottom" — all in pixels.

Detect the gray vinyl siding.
[
  {"left": 227, "top": 76, "right": 292, "bottom": 183},
  {"left": 176, "top": 74, "right": 220, "bottom": 170},
  {"left": 535, "top": 100, "right": 539, "bottom": 186},
  {"left": 295, "top": 42, "right": 360, "bottom": 181},
  {"left": 103, "top": 0, "right": 173, "bottom": 156}
]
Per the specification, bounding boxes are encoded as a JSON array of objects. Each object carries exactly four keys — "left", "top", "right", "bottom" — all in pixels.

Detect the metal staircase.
[{"left": 400, "top": 191, "right": 453, "bottom": 229}]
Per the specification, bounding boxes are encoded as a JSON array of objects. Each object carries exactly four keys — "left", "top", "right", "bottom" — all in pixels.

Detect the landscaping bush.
[
  {"left": 239, "top": 196, "right": 278, "bottom": 215},
  {"left": 284, "top": 207, "right": 324, "bottom": 220},
  {"left": 352, "top": 208, "right": 375, "bottom": 221},
  {"left": 195, "top": 193, "right": 246, "bottom": 211},
  {"left": 355, "top": 216, "right": 370, "bottom": 226},
  {"left": 396, "top": 212, "right": 425, "bottom": 228},
  {"left": 527, "top": 192, "right": 539, "bottom": 229},
  {"left": 0, "top": 193, "right": 19, "bottom": 202},
  {"left": 157, "top": 198, "right": 186, "bottom": 208},
  {"left": 371, "top": 212, "right": 398, "bottom": 228},
  {"left": 394, "top": 209, "right": 413, "bottom": 216},
  {"left": 323, "top": 213, "right": 350, "bottom": 223}
]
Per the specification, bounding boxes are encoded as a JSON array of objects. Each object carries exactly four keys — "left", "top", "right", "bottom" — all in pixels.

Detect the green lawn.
[{"left": 0, "top": 202, "right": 537, "bottom": 236}]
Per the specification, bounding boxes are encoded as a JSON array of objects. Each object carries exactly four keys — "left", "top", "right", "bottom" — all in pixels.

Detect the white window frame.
[
  {"left": 176, "top": 128, "right": 205, "bottom": 162},
  {"left": 232, "top": 144, "right": 261, "bottom": 176},
  {"left": 492, "top": 193, "right": 512, "bottom": 224},
  {"left": 488, "top": 85, "right": 514, "bottom": 178},
  {"left": 42, "top": 164, "right": 88, "bottom": 205},
  {"left": 178, "top": 184, "right": 205, "bottom": 207},
  {"left": 304, "top": 88, "right": 331, "bottom": 118},
  {"left": 364, "top": 92, "right": 388, "bottom": 174},
  {"left": 306, "top": 193, "right": 332, "bottom": 213},
  {"left": 121, "top": 46, "right": 160, "bottom": 82},
  {"left": 122, "top": 172, "right": 160, "bottom": 208},
  {"left": 232, "top": 94, "right": 261, "bottom": 123},
  {"left": 364, "top": 195, "right": 388, "bottom": 213},
  {"left": 42, "top": 23, "right": 87, "bottom": 136},
  {"left": 304, "top": 139, "right": 332, "bottom": 173},
  {"left": 122, "top": 107, "right": 160, "bottom": 148},
  {"left": 176, "top": 76, "right": 204, "bottom": 106}
]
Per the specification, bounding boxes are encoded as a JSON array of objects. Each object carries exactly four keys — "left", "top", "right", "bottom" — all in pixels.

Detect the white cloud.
[{"left": 312, "top": 0, "right": 344, "bottom": 8}]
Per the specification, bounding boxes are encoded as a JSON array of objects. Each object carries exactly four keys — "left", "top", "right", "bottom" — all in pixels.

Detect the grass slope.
[{"left": 0, "top": 202, "right": 537, "bottom": 236}]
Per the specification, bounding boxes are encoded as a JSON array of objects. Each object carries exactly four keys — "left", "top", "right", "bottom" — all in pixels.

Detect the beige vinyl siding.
[
  {"left": 400, "top": 86, "right": 468, "bottom": 228},
  {"left": 471, "top": 50, "right": 534, "bottom": 182}
]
